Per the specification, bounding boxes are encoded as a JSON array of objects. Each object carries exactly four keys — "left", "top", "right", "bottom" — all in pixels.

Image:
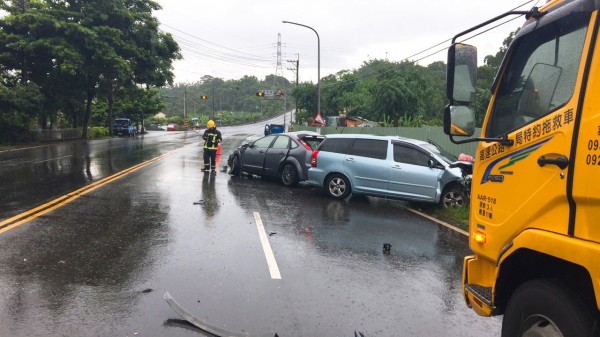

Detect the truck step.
[{"left": 465, "top": 283, "right": 493, "bottom": 307}]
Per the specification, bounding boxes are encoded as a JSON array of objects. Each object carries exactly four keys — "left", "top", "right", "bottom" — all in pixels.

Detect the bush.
[
  {"left": 0, "top": 121, "right": 40, "bottom": 144},
  {"left": 87, "top": 127, "right": 109, "bottom": 139}
]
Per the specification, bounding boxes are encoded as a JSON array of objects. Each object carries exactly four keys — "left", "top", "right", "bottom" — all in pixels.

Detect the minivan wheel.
[
  {"left": 280, "top": 164, "right": 299, "bottom": 187},
  {"left": 326, "top": 174, "right": 351, "bottom": 199},
  {"left": 441, "top": 185, "right": 465, "bottom": 209}
]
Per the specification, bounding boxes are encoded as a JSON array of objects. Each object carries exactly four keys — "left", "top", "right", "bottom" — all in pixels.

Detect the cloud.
[{"left": 154, "top": 0, "right": 535, "bottom": 84}]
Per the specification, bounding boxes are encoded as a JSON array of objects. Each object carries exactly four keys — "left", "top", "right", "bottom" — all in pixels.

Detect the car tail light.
[
  {"left": 298, "top": 139, "right": 313, "bottom": 151},
  {"left": 311, "top": 150, "right": 319, "bottom": 167}
]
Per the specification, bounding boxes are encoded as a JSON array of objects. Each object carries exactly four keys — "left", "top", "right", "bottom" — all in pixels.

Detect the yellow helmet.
[{"left": 207, "top": 120, "right": 216, "bottom": 128}]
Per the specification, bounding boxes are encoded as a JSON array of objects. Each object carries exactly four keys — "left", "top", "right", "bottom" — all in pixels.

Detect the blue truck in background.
[
  {"left": 264, "top": 124, "right": 285, "bottom": 136},
  {"left": 113, "top": 118, "right": 136, "bottom": 137}
]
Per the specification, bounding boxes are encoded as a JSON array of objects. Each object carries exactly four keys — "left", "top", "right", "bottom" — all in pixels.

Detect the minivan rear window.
[
  {"left": 318, "top": 138, "right": 354, "bottom": 154},
  {"left": 348, "top": 139, "right": 388, "bottom": 159}
]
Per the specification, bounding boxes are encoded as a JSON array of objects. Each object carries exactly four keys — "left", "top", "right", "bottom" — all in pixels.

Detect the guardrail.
[{"left": 39, "top": 128, "right": 81, "bottom": 142}]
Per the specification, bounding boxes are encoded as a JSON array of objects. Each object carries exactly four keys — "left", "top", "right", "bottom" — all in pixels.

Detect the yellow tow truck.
[{"left": 445, "top": 0, "right": 600, "bottom": 336}]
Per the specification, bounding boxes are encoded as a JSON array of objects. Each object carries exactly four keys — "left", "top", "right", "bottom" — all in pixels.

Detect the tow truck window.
[{"left": 487, "top": 13, "right": 588, "bottom": 137}]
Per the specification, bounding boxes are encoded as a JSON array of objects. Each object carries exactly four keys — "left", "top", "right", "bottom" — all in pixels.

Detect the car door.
[
  {"left": 242, "top": 135, "right": 276, "bottom": 173},
  {"left": 343, "top": 138, "right": 389, "bottom": 194},
  {"left": 388, "top": 142, "right": 440, "bottom": 201},
  {"left": 263, "top": 135, "right": 290, "bottom": 176}
]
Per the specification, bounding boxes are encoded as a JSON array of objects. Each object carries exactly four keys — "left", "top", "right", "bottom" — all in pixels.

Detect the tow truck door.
[{"left": 473, "top": 19, "right": 591, "bottom": 255}]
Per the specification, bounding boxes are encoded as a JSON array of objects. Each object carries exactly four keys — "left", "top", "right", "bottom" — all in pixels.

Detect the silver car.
[{"left": 307, "top": 134, "right": 471, "bottom": 208}]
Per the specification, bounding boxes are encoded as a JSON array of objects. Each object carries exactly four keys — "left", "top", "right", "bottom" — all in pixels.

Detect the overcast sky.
[{"left": 153, "top": 0, "right": 541, "bottom": 85}]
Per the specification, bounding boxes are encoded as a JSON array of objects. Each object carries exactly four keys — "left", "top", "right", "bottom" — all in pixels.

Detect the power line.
[
  {"left": 162, "top": 23, "right": 272, "bottom": 60},
  {"left": 320, "top": 0, "right": 535, "bottom": 89}
]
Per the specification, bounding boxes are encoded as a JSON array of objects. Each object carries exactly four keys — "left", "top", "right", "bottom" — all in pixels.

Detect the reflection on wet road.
[{"left": 0, "top": 124, "right": 501, "bottom": 337}]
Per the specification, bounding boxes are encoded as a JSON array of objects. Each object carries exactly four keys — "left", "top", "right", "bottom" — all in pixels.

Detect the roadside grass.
[
  {"left": 369, "top": 197, "right": 470, "bottom": 233},
  {"left": 430, "top": 206, "right": 470, "bottom": 232}
]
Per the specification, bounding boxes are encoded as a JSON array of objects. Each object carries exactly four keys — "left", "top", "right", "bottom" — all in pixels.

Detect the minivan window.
[
  {"left": 394, "top": 144, "right": 431, "bottom": 167},
  {"left": 348, "top": 139, "right": 388, "bottom": 159},
  {"left": 318, "top": 138, "right": 354, "bottom": 154}
]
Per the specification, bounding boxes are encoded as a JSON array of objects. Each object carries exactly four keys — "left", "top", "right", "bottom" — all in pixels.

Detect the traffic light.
[
  {"left": 256, "top": 91, "right": 264, "bottom": 97},
  {"left": 201, "top": 95, "right": 208, "bottom": 101}
]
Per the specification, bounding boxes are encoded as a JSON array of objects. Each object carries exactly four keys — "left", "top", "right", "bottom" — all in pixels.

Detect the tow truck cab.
[{"left": 445, "top": 0, "right": 600, "bottom": 335}]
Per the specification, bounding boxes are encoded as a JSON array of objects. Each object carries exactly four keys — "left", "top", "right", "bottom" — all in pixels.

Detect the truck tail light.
[{"left": 311, "top": 150, "right": 319, "bottom": 167}]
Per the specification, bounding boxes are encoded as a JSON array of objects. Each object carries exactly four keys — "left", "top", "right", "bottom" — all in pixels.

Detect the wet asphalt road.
[{"left": 0, "top": 117, "right": 502, "bottom": 337}]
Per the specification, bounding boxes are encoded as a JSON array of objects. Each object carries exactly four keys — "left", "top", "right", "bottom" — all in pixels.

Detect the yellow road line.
[{"left": 0, "top": 146, "right": 188, "bottom": 234}]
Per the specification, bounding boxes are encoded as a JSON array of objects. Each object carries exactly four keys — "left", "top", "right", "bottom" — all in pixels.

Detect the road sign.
[{"left": 311, "top": 112, "right": 325, "bottom": 126}]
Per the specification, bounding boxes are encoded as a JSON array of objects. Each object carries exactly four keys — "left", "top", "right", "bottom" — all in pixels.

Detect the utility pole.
[
  {"left": 282, "top": 21, "right": 320, "bottom": 123},
  {"left": 287, "top": 54, "right": 299, "bottom": 125},
  {"left": 211, "top": 81, "right": 215, "bottom": 119},
  {"left": 275, "top": 33, "right": 287, "bottom": 127},
  {"left": 183, "top": 86, "right": 187, "bottom": 120}
]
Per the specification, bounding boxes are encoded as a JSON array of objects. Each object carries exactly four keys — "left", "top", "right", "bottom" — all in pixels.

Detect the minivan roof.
[{"left": 322, "top": 133, "right": 425, "bottom": 144}]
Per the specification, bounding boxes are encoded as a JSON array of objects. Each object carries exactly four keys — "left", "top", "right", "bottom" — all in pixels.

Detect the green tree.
[
  {"left": 0, "top": 80, "right": 43, "bottom": 143},
  {"left": 291, "top": 83, "right": 317, "bottom": 124},
  {"left": 0, "top": 0, "right": 180, "bottom": 141}
]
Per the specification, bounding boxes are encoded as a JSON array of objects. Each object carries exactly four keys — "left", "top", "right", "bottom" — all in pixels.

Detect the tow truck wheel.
[{"left": 502, "top": 279, "right": 597, "bottom": 337}]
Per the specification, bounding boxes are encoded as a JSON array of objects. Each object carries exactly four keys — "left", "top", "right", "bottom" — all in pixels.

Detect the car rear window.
[
  {"left": 318, "top": 138, "right": 353, "bottom": 154},
  {"left": 300, "top": 136, "right": 324, "bottom": 150},
  {"left": 348, "top": 139, "right": 388, "bottom": 159}
]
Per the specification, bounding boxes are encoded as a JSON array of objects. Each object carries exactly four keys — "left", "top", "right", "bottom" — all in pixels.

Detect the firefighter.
[{"left": 202, "top": 120, "right": 222, "bottom": 173}]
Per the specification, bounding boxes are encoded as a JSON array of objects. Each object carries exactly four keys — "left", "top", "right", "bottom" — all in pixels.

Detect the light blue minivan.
[{"left": 307, "top": 134, "right": 471, "bottom": 208}]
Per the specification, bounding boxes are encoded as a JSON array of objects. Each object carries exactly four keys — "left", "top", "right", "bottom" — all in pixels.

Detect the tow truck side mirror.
[
  {"left": 447, "top": 43, "right": 478, "bottom": 103},
  {"left": 444, "top": 105, "right": 475, "bottom": 137},
  {"left": 445, "top": 43, "right": 477, "bottom": 138}
]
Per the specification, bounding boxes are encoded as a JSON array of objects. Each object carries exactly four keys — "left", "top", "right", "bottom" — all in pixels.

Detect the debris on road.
[{"left": 164, "top": 291, "right": 278, "bottom": 337}]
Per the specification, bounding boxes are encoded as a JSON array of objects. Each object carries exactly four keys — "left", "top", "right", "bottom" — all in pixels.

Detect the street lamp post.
[{"left": 282, "top": 20, "right": 320, "bottom": 120}]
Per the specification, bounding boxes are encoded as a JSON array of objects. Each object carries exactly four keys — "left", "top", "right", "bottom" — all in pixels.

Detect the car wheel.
[
  {"left": 230, "top": 155, "right": 241, "bottom": 176},
  {"left": 441, "top": 185, "right": 466, "bottom": 209},
  {"left": 280, "top": 164, "right": 299, "bottom": 187},
  {"left": 502, "top": 279, "right": 598, "bottom": 337},
  {"left": 326, "top": 174, "right": 351, "bottom": 199}
]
